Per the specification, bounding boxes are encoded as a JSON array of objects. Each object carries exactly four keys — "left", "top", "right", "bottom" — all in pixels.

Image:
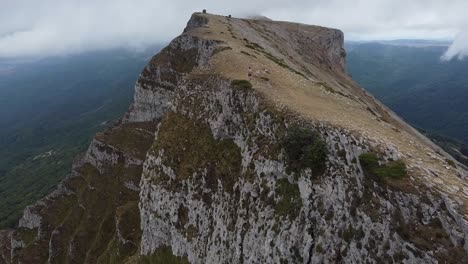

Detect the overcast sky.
[{"left": 1, "top": 0, "right": 468, "bottom": 59}]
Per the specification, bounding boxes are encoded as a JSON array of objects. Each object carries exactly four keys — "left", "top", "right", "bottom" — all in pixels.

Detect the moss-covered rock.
[{"left": 152, "top": 112, "right": 242, "bottom": 193}]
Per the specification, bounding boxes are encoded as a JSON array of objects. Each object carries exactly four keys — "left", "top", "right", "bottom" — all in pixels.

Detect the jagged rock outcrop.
[{"left": 1, "top": 12, "right": 468, "bottom": 264}]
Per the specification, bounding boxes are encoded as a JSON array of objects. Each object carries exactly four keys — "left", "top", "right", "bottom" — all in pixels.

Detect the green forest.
[{"left": 0, "top": 48, "right": 158, "bottom": 228}]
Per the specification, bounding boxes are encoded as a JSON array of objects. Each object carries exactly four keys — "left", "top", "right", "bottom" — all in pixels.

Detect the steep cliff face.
[{"left": 1, "top": 13, "right": 468, "bottom": 264}]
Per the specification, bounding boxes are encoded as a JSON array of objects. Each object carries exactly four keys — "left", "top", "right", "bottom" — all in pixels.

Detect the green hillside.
[{"left": 0, "top": 47, "right": 160, "bottom": 228}]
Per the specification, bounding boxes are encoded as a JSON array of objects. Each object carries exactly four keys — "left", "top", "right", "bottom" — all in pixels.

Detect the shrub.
[
  {"left": 337, "top": 149, "right": 347, "bottom": 159},
  {"left": 359, "top": 152, "right": 379, "bottom": 169},
  {"left": 446, "top": 159, "right": 456, "bottom": 168},
  {"left": 231, "top": 79, "right": 252, "bottom": 90},
  {"left": 359, "top": 152, "right": 407, "bottom": 181},
  {"left": 283, "top": 126, "right": 328, "bottom": 175},
  {"left": 374, "top": 160, "right": 407, "bottom": 180},
  {"left": 315, "top": 243, "right": 324, "bottom": 253},
  {"left": 343, "top": 225, "right": 355, "bottom": 243}
]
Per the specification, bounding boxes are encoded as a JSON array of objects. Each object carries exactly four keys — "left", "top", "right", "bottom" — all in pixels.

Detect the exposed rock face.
[
  {"left": 1, "top": 12, "right": 467, "bottom": 264},
  {"left": 123, "top": 33, "right": 221, "bottom": 123}
]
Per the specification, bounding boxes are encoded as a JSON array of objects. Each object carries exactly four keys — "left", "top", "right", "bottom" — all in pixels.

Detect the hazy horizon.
[{"left": 2, "top": 0, "right": 468, "bottom": 60}]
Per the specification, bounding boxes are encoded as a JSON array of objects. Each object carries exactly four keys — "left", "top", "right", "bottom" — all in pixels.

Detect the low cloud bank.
[
  {"left": 1, "top": 0, "right": 468, "bottom": 58},
  {"left": 442, "top": 30, "right": 468, "bottom": 60}
]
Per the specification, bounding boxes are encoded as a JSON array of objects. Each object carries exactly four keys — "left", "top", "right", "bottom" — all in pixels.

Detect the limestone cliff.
[{"left": 1, "top": 13, "right": 468, "bottom": 264}]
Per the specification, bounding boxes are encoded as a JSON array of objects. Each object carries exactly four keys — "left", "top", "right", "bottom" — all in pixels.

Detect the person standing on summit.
[{"left": 248, "top": 65, "right": 253, "bottom": 80}]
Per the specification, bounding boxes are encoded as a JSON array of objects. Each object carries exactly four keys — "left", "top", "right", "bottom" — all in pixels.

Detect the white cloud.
[
  {"left": 442, "top": 29, "right": 468, "bottom": 60},
  {"left": 1, "top": 0, "right": 468, "bottom": 58}
]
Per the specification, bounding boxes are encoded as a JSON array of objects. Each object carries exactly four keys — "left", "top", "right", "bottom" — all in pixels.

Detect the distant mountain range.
[{"left": 347, "top": 39, "right": 452, "bottom": 48}]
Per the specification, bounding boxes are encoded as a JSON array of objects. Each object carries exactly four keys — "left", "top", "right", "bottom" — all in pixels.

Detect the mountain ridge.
[{"left": 1, "top": 12, "right": 467, "bottom": 263}]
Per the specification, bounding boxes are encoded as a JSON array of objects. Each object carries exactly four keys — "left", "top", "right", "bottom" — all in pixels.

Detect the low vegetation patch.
[
  {"left": 283, "top": 126, "right": 328, "bottom": 176},
  {"left": 244, "top": 41, "right": 264, "bottom": 51},
  {"left": 226, "top": 24, "right": 236, "bottom": 39},
  {"left": 240, "top": 50, "right": 257, "bottom": 58},
  {"left": 315, "top": 243, "right": 324, "bottom": 253},
  {"left": 213, "top": 46, "right": 232, "bottom": 55},
  {"left": 115, "top": 201, "right": 141, "bottom": 252},
  {"left": 446, "top": 159, "right": 457, "bottom": 168},
  {"left": 320, "top": 82, "right": 347, "bottom": 97},
  {"left": 17, "top": 227, "right": 37, "bottom": 247},
  {"left": 274, "top": 178, "right": 302, "bottom": 219},
  {"left": 152, "top": 112, "right": 242, "bottom": 193},
  {"left": 102, "top": 123, "right": 156, "bottom": 159},
  {"left": 359, "top": 152, "right": 407, "bottom": 181},
  {"left": 342, "top": 225, "right": 355, "bottom": 243},
  {"left": 139, "top": 246, "right": 189, "bottom": 264},
  {"left": 337, "top": 149, "right": 347, "bottom": 159},
  {"left": 243, "top": 39, "right": 306, "bottom": 78},
  {"left": 231, "top": 79, "right": 253, "bottom": 90}
]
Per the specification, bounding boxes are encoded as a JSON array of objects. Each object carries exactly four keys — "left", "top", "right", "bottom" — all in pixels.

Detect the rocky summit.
[{"left": 1, "top": 12, "right": 468, "bottom": 264}]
